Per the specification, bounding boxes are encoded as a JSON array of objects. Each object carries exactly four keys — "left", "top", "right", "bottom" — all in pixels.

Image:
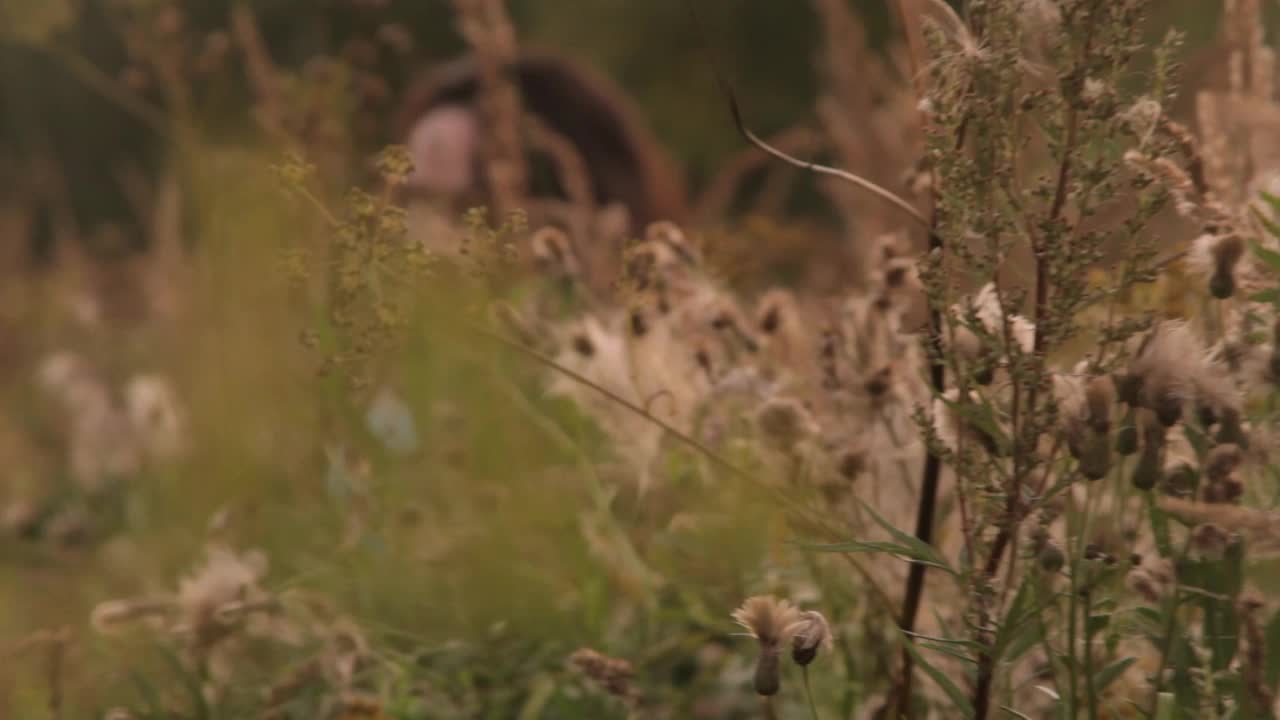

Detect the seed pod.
[
  {"left": 1204, "top": 444, "right": 1242, "bottom": 482},
  {"left": 1218, "top": 475, "right": 1244, "bottom": 503},
  {"left": 1115, "top": 413, "right": 1139, "bottom": 455},
  {"left": 1209, "top": 270, "right": 1235, "bottom": 299},
  {"left": 1038, "top": 541, "right": 1065, "bottom": 573},
  {"left": 1209, "top": 236, "right": 1244, "bottom": 299},
  {"left": 1114, "top": 372, "right": 1143, "bottom": 406},
  {"left": 1132, "top": 448, "right": 1161, "bottom": 490},
  {"left": 1215, "top": 408, "right": 1249, "bottom": 449},
  {"left": 754, "top": 649, "right": 781, "bottom": 696},
  {"left": 1197, "top": 404, "right": 1218, "bottom": 428},
  {"left": 1152, "top": 391, "right": 1182, "bottom": 428},
  {"left": 790, "top": 611, "right": 831, "bottom": 667},
  {"left": 1161, "top": 464, "right": 1197, "bottom": 497},
  {"left": 1085, "top": 376, "right": 1115, "bottom": 433},
  {"left": 1078, "top": 429, "right": 1111, "bottom": 481}
]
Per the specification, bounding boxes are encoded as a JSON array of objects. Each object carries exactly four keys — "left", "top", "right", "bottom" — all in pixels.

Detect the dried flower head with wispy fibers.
[
  {"left": 90, "top": 597, "right": 174, "bottom": 635},
  {"left": 569, "top": 647, "right": 641, "bottom": 707},
  {"left": 732, "top": 595, "right": 803, "bottom": 696},
  {"left": 173, "top": 545, "right": 273, "bottom": 653},
  {"left": 755, "top": 397, "right": 819, "bottom": 452},
  {"left": 789, "top": 609, "right": 833, "bottom": 666},
  {"left": 1161, "top": 497, "right": 1280, "bottom": 556},
  {"left": 1187, "top": 232, "right": 1246, "bottom": 298}
]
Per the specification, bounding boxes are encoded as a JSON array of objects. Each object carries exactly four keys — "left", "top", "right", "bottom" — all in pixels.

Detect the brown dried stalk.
[
  {"left": 451, "top": 0, "right": 528, "bottom": 214},
  {"left": 229, "top": 3, "right": 285, "bottom": 140}
]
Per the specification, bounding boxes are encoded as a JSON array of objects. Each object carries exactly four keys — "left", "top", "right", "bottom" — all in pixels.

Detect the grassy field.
[{"left": 7, "top": 2, "right": 1280, "bottom": 720}]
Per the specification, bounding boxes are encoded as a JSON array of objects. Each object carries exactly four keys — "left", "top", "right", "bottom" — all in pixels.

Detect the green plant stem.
[
  {"left": 762, "top": 695, "right": 779, "bottom": 720},
  {"left": 1067, "top": 566, "right": 1080, "bottom": 719},
  {"left": 802, "top": 666, "right": 822, "bottom": 720},
  {"left": 1083, "top": 588, "right": 1098, "bottom": 720}
]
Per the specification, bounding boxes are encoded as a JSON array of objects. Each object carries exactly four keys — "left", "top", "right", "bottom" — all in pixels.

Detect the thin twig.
[{"left": 683, "top": 2, "right": 928, "bottom": 230}]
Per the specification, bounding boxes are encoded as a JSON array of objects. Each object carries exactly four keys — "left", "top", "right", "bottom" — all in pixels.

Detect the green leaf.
[
  {"left": 1265, "top": 609, "right": 1280, "bottom": 690},
  {"left": 1171, "top": 635, "right": 1202, "bottom": 714},
  {"left": 158, "top": 645, "right": 210, "bottom": 720},
  {"left": 861, "top": 500, "right": 957, "bottom": 574},
  {"left": 1003, "top": 620, "right": 1045, "bottom": 666},
  {"left": 921, "top": 641, "right": 981, "bottom": 664},
  {"left": 1260, "top": 191, "right": 1280, "bottom": 217},
  {"left": 1248, "top": 288, "right": 1280, "bottom": 306},
  {"left": 1250, "top": 237, "right": 1280, "bottom": 273},
  {"left": 951, "top": 396, "right": 1011, "bottom": 454},
  {"left": 1087, "top": 613, "right": 1112, "bottom": 636},
  {"left": 1148, "top": 493, "right": 1173, "bottom": 557},
  {"left": 801, "top": 539, "right": 954, "bottom": 573},
  {"left": 804, "top": 500, "right": 958, "bottom": 575},
  {"left": 1092, "top": 656, "right": 1137, "bottom": 694},
  {"left": 994, "top": 580, "right": 1053, "bottom": 664},
  {"left": 899, "top": 628, "right": 975, "bottom": 718}
]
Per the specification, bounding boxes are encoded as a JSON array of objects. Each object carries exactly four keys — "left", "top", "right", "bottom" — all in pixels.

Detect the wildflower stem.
[
  {"left": 762, "top": 695, "right": 779, "bottom": 720},
  {"left": 1083, "top": 587, "right": 1099, "bottom": 720},
  {"left": 802, "top": 666, "right": 822, "bottom": 720}
]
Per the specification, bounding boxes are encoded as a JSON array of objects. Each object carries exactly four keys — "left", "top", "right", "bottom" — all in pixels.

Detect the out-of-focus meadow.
[{"left": 5, "top": 2, "right": 1280, "bottom": 719}]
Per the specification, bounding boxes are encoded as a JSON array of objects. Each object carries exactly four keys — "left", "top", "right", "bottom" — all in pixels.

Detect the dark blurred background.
[{"left": 0, "top": 1, "right": 1253, "bottom": 262}]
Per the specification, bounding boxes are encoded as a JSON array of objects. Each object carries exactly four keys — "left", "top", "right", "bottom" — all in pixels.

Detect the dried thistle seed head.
[
  {"left": 1138, "top": 409, "right": 1167, "bottom": 448},
  {"left": 1085, "top": 376, "right": 1116, "bottom": 433},
  {"left": 732, "top": 596, "right": 803, "bottom": 648},
  {"left": 790, "top": 610, "right": 832, "bottom": 666},
  {"left": 754, "top": 289, "right": 799, "bottom": 337},
  {"left": 1205, "top": 444, "right": 1243, "bottom": 481},
  {"left": 755, "top": 399, "right": 817, "bottom": 449},
  {"left": 759, "top": 306, "right": 780, "bottom": 334},
  {"left": 709, "top": 306, "right": 759, "bottom": 352},
  {"left": 1132, "top": 447, "right": 1161, "bottom": 491},
  {"left": 1126, "top": 558, "right": 1174, "bottom": 603},
  {"left": 1077, "top": 429, "right": 1111, "bottom": 481},
  {"left": 1215, "top": 407, "right": 1250, "bottom": 448},
  {"left": 1161, "top": 463, "right": 1198, "bottom": 497},
  {"left": 872, "top": 232, "right": 905, "bottom": 262},
  {"left": 1126, "top": 567, "right": 1162, "bottom": 603},
  {"left": 1212, "top": 235, "right": 1245, "bottom": 285},
  {"left": 1114, "top": 372, "right": 1143, "bottom": 406},
  {"left": 1151, "top": 389, "right": 1183, "bottom": 427},
  {"left": 1189, "top": 233, "right": 1244, "bottom": 299},
  {"left": 1216, "top": 476, "right": 1245, "bottom": 504},
  {"left": 837, "top": 447, "right": 867, "bottom": 480},
  {"left": 880, "top": 257, "right": 919, "bottom": 294},
  {"left": 569, "top": 648, "right": 638, "bottom": 703},
  {"left": 1037, "top": 540, "right": 1065, "bottom": 573},
  {"left": 645, "top": 220, "right": 698, "bottom": 265},
  {"left": 732, "top": 596, "right": 803, "bottom": 696},
  {"left": 1191, "top": 523, "right": 1232, "bottom": 560},
  {"left": 864, "top": 365, "right": 893, "bottom": 399},
  {"left": 629, "top": 309, "right": 648, "bottom": 338},
  {"left": 1115, "top": 412, "right": 1139, "bottom": 456},
  {"left": 1210, "top": 269, "right": 1236, "bottom": 299},
  {"left": 529, "top": 226, "right": 580, "bottom": 278},
  {"left": 571, "top": 334, "right": 596, "bottom": 357}
]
